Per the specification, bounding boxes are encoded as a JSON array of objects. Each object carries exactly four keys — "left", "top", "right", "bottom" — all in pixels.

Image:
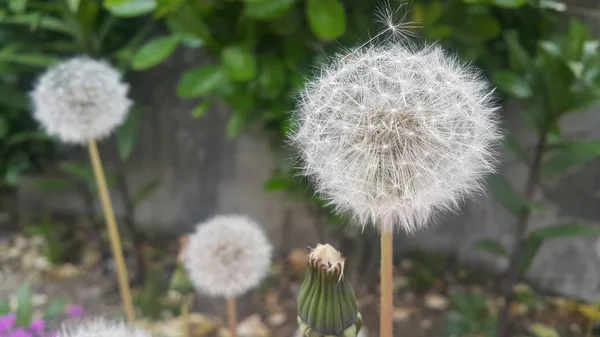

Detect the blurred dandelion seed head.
[
  {"left": 31, "top": 57, "right": 132, "bottom": 144},
  {"left": 184, "top": 214, "right": 273, "bottom": 298},
  {"left": 58, "top": 318, "right": 151, "bottom": 337}
]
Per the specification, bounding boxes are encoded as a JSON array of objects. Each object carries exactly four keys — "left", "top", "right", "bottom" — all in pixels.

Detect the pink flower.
[
  {"left": 6, "top": 328, "right": 32, "bottom": 337},
  {"left": 0, "top": 314, "right": 16, "bottom": 334},
  {"left": 29, "top": 319, "right": 45, "bottom": 333},
  {"left": 65, "top": 305, "right": 83, "bottom": 318}
]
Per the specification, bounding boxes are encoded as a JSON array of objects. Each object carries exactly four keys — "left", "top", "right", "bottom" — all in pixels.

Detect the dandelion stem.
[
  {"left": 87, "top": 138, "right": 135, "bottom": 322},
  {"left": 182, "top": 295, "right": 192, "bottom": 337},
  {"left": 379, "top": 230, "right": 394, "bottom": 337},
  {"left": 226, "top": 297, "right": 237, "bottom": 337}
]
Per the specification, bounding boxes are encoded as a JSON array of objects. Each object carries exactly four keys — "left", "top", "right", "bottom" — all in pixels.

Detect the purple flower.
[
  {"left": 6, "top": 328, "right": 32, "bottom": 337},
  {"left": 0, "top": 314, "right": 16, "bottom": 334},
  {"left": 65, "top": 305, "right": 83, "bottom": 318},
  {"left": 29, "top": 319, "right": 45, "bottom": 333}
]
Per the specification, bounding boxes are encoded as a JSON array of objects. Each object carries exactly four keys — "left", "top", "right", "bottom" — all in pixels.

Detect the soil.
[{"left": 0, "top": 231, "right": 596, "bottom": 337}]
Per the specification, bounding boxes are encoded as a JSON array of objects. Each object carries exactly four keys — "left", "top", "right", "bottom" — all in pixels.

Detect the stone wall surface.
[{"left": 16, "top": 3, "right": 600, "bottom": 301}]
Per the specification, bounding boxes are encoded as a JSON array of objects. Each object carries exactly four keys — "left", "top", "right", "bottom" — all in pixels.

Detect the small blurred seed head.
[
  {"left": 184, "top": 214, "right": 273, "bottom": 298},
  {"left": 290, "top": 41, "right": 502, "bottom": 232},
  {"left": 31, "top": 57, "right": 132, "bottom": 144},
  {"left": 58, "top": 318, "right": 151, "bottom": 337}
]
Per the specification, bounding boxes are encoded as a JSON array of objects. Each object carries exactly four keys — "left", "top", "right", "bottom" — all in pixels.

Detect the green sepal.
[{"left": 297, "top": 265, "right": 360, "bottom": 336}]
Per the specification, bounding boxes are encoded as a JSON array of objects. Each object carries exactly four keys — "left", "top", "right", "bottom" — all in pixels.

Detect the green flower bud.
[{"left": 297, "top": 244, "right": 362, "bottom": 337}]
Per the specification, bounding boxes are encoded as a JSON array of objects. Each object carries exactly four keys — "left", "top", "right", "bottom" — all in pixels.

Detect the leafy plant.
[
  {"left": 0, "top": 283, "right": 81, "bottom": 337},
  {"left": 0, "top": 0, "right": 149, "bottom": 188},
  {"left": 471, "top": 19, "right": 600, "bottom": 336},
  {"left": 444, "top": 291, "right": 496, "bottom": 337},
  {"left": 405, "top": 251, "right": 448, "bottom": 291},
  {"left": 24, "top": 213, "right": 75, "bottom": 264}
]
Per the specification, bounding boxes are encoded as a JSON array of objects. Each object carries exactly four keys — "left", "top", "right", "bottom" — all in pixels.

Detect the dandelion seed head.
[
  {"left": 290, "top": 43, "right": 502, "bottom": 233},
  {"left": 58, "top": 318, "right": 151, "bottom": 337},
  {"left": 31, "top": 57, "right": 132, "bottom": 144},
  {"left": 184, "top": 214, "right": 273, "bottom": 298}
]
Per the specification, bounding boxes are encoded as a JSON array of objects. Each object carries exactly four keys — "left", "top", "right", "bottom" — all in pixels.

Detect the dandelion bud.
[{"left": 297, "top": 244, "right": 362, "bottom": 337}]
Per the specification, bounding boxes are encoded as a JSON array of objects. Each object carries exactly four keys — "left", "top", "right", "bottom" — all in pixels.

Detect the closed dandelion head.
[
  {"left": 58, "top": 318, "right": 151, "bottom": 337},
  {"left": 31, "top": 57, "right": 132, "bottom": 144},
  {"left": 291, "top": 43, "right": 502, "bottom": 233},
  {"left": 184, "top": 214, "right": 273, "bottom": 298}
]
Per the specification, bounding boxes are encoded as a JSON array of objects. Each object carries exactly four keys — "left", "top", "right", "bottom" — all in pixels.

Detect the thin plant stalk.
[
  {"left": 226, "top": 297, "right": 237, "bottom": 337},
  {"left": 181, "top": 295, "right": 192, "bottom": 337},
  {"left": 497, "top": 132, "right": 547, "bottom": 337},
  {"left": 87, "top": 138, "right": 136, "bottom": 322},
  {"left": 380, "top": 230, "right": 394, "bottom": 337}
]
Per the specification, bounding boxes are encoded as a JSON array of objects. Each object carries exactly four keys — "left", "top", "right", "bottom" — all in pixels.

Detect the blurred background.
[{"left": 1, "top": 0, "right": 600, "bottom": 336}]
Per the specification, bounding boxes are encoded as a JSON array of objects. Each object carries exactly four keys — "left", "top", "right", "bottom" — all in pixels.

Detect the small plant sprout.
[
  {"left": 290, "top": 10, "right": 501, "bottom": 337},
  {"left": 298, "top": 244, "right": 362, "bottom": 337},
  {"left": 30, "top": 57, "right": 135, "bottom": 322},
  {"left": 184, "top": 215, "right": 273, "bottom": 337},
  {"left": 58, "top": 319, "right": 152, "bottom": 337}
]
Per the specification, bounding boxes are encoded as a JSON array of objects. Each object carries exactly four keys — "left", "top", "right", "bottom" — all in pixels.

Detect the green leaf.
[
  {"left": 542, "top": 140, "right": 600, "bottom": 177},
  {"left": 33, "top": 178, "right": 77, "bottom": 192},
  {"left": 487, "top": 174, "right": 527, "bottom": 215},
  {"left": 117, "top": 112, "right": 139, "bottom": 161},
  {"left": 259, "top": 58, "right": 286, "bottom": 98},
  {"left": 264, "top": 177, "right": 289, "bottom": 191},
  {"left": 7, "top": 131, "right": 49, "bottom": 145},
  {"left": 530, "top": 223, "right": 600, "bottom": 240},
  {"left": 455, "top": 16, "right": 501, "bottom": 44},
  {"left": 67, "top": 0, "right": 81, "bottom": 12},
  {"left": 492, "top": 0, "right": 527, "bottom": 8},
  {"left": 306, "top": 0, "right": 346, "bottom": 40},
  {"left": 474, "top": 238, "right": 509, "bottom": 258},
  {"left": 504, "top": 135, "right": 528, "bottom": 163},
  {"left": 43, "top": 299, "right": 68, "bottom": 321},
  {"left": 132, "top": 36, "right": 179, "bottom": 70},
  {"left": 0, "top": 53, "right": 59, "bottom": 67},
  {"left": 492, "top": 70, "right": 532, "bottom": 98},
  {"left": 9, "top": 0, "right": 28, "bottom": 13},
  {"left": 60, "top": 162, "right": 96, "bottom": 185},
  {"left": 0, "top": 300, "right": 10, "bottom": 315},
  {"left": 243, "top": 0, "right": 295, "bottom": 20},
  {"left": 177, "top": 65, "right": 227, "bottom": 98},
  {"left": 504, "top": 31, "right": 530, "bottom": 71},
  {"left": 227, "top": 113, "right": 245, "bottom": 138},
  {"left": 565, "top": 19, "right": 589, "bottom": 61},
  {"left": 15, "top": 283, "right": 33, "bottom": 327},
  {"left": 60, "top": 162, "right": 117, "bottom": 190},
  {"left": 132, "top": 179, "right": 160, "bottom": 206},
  {"left": 221, "top": 45, "right": 257, "bottom": 82},
  {"left": 191, "top": 101, "right": 211, "bottom": 119},
  {"left": 517, "top": 237, "right": 542, "bottom": 278},
  {"left": 104, "top": 0, "right": 156, "bottom": 17}
]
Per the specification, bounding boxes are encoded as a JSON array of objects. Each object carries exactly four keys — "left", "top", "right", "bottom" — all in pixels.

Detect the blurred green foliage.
[
  {"left": 444, "top": 291, "right": 496, "bottom": 337},
  {"left": 2, "top": 0, "right": 600, "bottom": 238},
  {"left": 474, "top": 17, "right": 600, "bottom": 280},
  {"left": 0, "top": 0, "right": 148, "bottom": 188}
]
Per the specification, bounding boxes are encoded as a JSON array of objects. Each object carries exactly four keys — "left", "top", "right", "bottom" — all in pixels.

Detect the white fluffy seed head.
[
  {"left": 58, "top": 318, "right": 152, "bottom": 337},
  {"left": 184, "top": 214, "right": 273, "bottom": 298},
  {"left": 31, "top": 57, "right": 132, "bottom": 144},
  {"left": 290, "top": 42, "right": 502, "bottom": 233}
]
